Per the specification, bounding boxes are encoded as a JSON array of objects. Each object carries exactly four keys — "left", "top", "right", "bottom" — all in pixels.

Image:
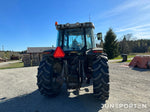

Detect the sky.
[{"left": 0, "top": 0, "right": 150, "bottom": 51}]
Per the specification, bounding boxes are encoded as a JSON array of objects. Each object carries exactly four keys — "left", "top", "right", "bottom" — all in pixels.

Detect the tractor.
[{"left": 37, "top": 22, "right": 109, "bottom": 100}]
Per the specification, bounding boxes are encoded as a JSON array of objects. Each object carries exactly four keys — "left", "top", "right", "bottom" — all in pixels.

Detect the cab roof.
[{"left": 55, "top": 22, "right": 95, "bottom": 30}]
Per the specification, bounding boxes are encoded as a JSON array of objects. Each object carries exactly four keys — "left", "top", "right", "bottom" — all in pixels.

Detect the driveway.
[{"left": 0, "top": 63, "right": 149, "bottom": 112}]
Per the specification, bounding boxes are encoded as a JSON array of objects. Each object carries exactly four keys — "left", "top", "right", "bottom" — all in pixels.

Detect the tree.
[
  {"left": 148, "top": 47, "right": 150, "bottom": 52},
  {"left": 119, "top": 36, "right": 130, "bottom": 54},
  {"left": 125, "top": 33, "right": 132, "bottom": 41},
  {"left": 103, "top": 28, "right": 119, "bottom": 59},
  {"left": 118, "top": 38, "right": 150, "bottom": 53}
]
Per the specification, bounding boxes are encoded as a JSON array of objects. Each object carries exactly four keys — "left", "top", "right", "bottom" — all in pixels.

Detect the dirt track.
[{"left": 0, "top": 62, "right": 150, "bottom": 112}]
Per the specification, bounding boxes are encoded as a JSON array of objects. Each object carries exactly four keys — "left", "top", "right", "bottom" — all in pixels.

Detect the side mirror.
[{"left": 97, "top": 32, "right": 102, "bottom": 40}]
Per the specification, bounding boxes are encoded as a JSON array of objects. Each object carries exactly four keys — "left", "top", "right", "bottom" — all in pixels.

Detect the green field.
[
  {"left": 0, "top": 62, "right": 24, "bottom": 69},
  {"left": 111, "top": 53, "right": 150, "bottom": 60},
  {"left": 109, "top": 53, "right": 150, "bottom": 63}
]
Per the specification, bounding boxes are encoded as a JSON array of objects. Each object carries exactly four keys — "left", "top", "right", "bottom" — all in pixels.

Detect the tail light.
[
  {"left": 55, "top": 21, "right": 58, "bottom": 26},
  {"left": 93, "top": 50, "right": 103, "bottom": 53},
  {"left": 43, "top": 52, "right": 50, "bottom": 54},
  {"left": 53, "top": 47, "right": 65, "bottom": 58}
]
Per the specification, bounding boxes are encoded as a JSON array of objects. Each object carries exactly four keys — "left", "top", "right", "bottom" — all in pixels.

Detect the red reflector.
[
  {"left": 93, "top": 50, "right": 103, "bottom": 53},
  {"left": 53, "top": 47, "right": 65, "bottom": 58}
]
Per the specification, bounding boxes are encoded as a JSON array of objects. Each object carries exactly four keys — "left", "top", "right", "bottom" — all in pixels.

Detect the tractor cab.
[{"left": 56, "top": 22, "right": 97, "bottom": 51}]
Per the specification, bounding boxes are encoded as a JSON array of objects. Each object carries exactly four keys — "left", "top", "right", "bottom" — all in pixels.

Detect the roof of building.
[{"left": 27, "top": 47, "right": 55, "bottom": 53}]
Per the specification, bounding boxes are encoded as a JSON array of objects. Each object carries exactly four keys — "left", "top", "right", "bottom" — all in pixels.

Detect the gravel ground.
[{"left": 0, "top": 62, "right": 150, "bottom": 112}]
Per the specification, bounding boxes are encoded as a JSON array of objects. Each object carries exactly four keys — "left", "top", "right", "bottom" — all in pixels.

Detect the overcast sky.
[{"left": 0, "top": 0, "right": 150, "bottom": 51}]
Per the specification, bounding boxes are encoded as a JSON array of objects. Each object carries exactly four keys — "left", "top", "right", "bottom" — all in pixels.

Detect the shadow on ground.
[
  {"left": 0, "top": 88, "right": 105, "bottom": 112},
  {"left": 131, "top": 67, "right": 150, "bottom": 72}
]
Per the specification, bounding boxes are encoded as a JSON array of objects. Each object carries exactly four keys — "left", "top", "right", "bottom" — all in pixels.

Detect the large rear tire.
[
  {"left": 37, "top": 57, "right": 63, "bottom": 96},
  {"left": 92, "top": 55, "right": 109, "bottom": 100}
]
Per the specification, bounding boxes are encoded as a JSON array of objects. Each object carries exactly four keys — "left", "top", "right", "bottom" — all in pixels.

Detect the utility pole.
[{"left": 2, "top": 45, "right": 4, "bottom": 51}]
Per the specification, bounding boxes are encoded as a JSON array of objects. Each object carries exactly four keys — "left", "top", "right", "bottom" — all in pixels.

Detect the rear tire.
[
  {"left": 37, "top": 57, "right": 63, "bottom": 96},
  {"left": 92, "top": 55, "right": 109, "bottom": 100}
]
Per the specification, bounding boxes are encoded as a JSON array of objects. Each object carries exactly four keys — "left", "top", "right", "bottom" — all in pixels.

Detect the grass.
[
  {"left": 110, "top": 53, "right": 150, "bottom": 60},
  {"left": 0, "top": 62, "right": 24, "bottom": 69},
  {"left": 116, "top": 59, "right": 132, "bottom": 63},
  {"left": 109, "top": 52, "right": 150, "bottom": 63},
  {"left": 126, "top": 59, "right": 132, "bottom": 62},
  {"left": 111, "top": 54, "right": 136, "bottom": 60}
]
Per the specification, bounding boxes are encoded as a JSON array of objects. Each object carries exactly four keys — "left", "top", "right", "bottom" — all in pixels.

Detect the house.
[
  {"left": 23, "top": 47, "right": 55, "bottom": 66},
  {"left": 27, "top": 47, "right": 55, "bottom": 54}
]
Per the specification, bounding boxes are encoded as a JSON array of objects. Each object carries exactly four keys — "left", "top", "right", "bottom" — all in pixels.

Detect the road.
[{"left": 0, "top": 63, "right": 150, "bottom": 112}]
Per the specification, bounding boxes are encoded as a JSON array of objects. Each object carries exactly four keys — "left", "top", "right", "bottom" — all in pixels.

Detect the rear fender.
[
  {"left": 42, "top": 49, "right": 55, "bottom": 58},
  {"left": 86, "top": 48, "right": 107, "bottom": 67},
  {"left": 92, "top": 48, "right": 103, "bottom": 54},
  {"left": 86, "top": 48, "right": 103, "bottom": 55}
]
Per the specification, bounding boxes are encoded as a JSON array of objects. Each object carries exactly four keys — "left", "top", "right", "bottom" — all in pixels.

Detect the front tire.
[
  {"left": 37, "top": 57, "right": 63, "bottom": 96},
  {"left": 92, "top": 55, "right": 109, "bottom": 100}
]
